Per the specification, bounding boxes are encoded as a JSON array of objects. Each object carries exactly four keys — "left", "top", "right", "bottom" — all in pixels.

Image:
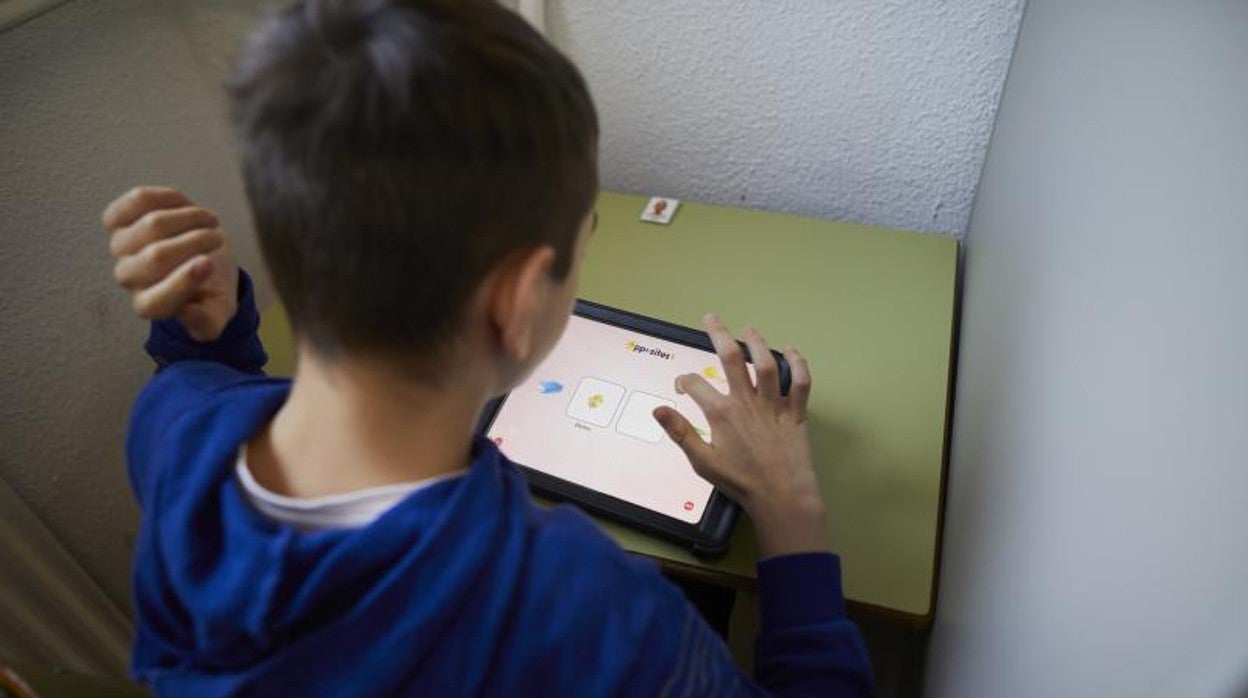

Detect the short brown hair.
[{"left": 228, "top": 0, "right": 598, "bottom": 360}]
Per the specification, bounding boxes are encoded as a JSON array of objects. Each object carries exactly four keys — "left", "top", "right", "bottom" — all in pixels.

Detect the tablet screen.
[{"left": 487, "top": 314, "right": 748, "bottom": 524}]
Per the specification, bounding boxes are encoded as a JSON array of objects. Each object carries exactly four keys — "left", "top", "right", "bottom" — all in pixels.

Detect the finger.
[
  {"left": 703, "top": 313, "right": 751, "bottom": 395},
  {"left": 102, "top": 186, "right": 191, "bottom": 231},
  {"left": 656, "top": 406, "right": 747, "bottom": 501},
  {"left": 675, "top": 372, "right": 726, "bottom": 420},
  {"left": 109, "top": 206, "right": 219, "bottom": 257},
  {"left": 653, "top": 406, "right": 714, "bottom": 467},
  {"left": 741, "top": 326, "right": 780, "bottom": 402},
  {"left": 113, "top": 228, "right": 224, "bottom": 290},
  {"left": 785, "top": 346, "right": 811, "bottom": 422},
  {"left": 132, "top": 255, "right": 214, "bottom": 319}
]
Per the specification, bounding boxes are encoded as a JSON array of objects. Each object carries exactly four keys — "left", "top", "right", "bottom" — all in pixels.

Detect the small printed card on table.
[{"left": 639, "top": 197, "right": 680, "bottom": 225}]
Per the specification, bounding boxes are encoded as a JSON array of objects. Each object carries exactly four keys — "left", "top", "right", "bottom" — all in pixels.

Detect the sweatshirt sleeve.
[
  {"left": 144, "top": 269, "right": 267, "bottom": 375},
  {"left": 753, "top": 553, "right": 874, "bottom": 696},
  {"left": 621, "top": 552, "right": 873, "bottom": 697},
  {"left": 127, "top": 270, "right": 269, "bottom": 507}
]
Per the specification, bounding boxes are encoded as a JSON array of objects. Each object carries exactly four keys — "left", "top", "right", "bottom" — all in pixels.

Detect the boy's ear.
[{"left": 487, "top": 245, "right": 558, "bottom": 362}]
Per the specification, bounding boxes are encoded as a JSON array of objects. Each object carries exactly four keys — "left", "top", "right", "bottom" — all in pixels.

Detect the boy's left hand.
[{"left": 102, "top": 186, "right": 239, "bottom": 342}]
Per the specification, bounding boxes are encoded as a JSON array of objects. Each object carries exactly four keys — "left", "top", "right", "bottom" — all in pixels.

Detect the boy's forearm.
[
  {"left": 145, "top": 269, "right": 267, "bottom": 374},
  {"left": 750, "top": 493, "right": 831, "bottom": 560}
]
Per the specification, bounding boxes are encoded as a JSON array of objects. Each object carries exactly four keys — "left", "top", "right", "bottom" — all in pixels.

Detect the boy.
[{"left": 101, "top": 0, "right": 872, "bottom": 695}]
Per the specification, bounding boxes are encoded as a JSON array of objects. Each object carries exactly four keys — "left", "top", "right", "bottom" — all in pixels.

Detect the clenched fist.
[{"left": 102, "top": 186, "right": 239, "bottom": 342}]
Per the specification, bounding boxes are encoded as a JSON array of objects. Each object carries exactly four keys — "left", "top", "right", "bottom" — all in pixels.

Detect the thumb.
[
  {"left": 178, "top": 302, "right": 224, "bottom": 343},
  {"left": 653, "top": 406, "right": 713, "bottom": 469}
]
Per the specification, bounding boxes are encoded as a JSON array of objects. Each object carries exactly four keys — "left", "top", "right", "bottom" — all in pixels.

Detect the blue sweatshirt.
[{"left": 127, "top": 272, "right": 873, "bottom": 696}]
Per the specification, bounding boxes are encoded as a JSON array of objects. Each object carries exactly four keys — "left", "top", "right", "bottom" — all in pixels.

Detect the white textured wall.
[
  {"left": 0, "top": 0, "right": 267, "bottom": 612},
  {"left": 546, "top": 0, "right": 1024, "bottom": 235},
  {"left": 927, "top": 1, "right": 1248, "bottom": 696}
]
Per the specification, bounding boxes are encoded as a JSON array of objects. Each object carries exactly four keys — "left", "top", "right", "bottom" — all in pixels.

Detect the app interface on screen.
[{"left": 487, "top": 314, "right": 751, "bottom": 524}]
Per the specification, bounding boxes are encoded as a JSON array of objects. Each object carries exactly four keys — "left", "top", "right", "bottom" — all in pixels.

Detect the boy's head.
[{"left": 228, "top": 0, "right": 598, "bottom": 386}]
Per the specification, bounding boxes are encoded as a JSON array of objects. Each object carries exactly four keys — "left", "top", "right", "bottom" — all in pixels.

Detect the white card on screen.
[
  {"left": 639, "top": 196, "right": 680, "bottom": 224},
  {"left": 565, "top": 376, "right": 626, "bottom": 427},
  {"left": 616, "top": 391, "right": 675, "bottom": 443}
]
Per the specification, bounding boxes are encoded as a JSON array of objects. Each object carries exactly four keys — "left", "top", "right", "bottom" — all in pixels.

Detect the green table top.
[{"left": 259, "top": 191, "right": 958, "bottom": 622}]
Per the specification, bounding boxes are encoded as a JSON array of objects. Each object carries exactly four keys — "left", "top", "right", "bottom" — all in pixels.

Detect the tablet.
[{"left": 476, "top": 300, "right": 790, "bottom": 558}]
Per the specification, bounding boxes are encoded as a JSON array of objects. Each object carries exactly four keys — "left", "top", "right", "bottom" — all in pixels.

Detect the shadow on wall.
[
  {"left": 0, "top": 0, "right": 270, "bottom": 620},
  {"left": 0, "top": 476, "right": 132, "bottom": 678}
]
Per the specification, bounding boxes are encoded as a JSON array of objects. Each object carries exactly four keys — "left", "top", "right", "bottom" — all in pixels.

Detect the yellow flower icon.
[
  {"left": 701, "top": 365, "right": 721, "bottom": 381},
  {"left": 587, "top": 393, "right": 605, "bottom": 409}
]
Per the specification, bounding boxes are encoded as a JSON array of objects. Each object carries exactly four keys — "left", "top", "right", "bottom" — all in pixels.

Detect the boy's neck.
[{"left": 247, "top": 348, "right": 489, "bottom": 498}]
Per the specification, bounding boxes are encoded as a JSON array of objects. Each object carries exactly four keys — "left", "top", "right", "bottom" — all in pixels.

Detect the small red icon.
[
  {"left": 653, "top": 200, "right": 668, "bottom": 216},
  {"left": 682, "top": 500, "right": 694, "bottom": 512}
]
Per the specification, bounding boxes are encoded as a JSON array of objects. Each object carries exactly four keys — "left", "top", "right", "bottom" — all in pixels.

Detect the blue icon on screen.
[{"left": 538, "top": 381, "right": 564, "bottom": 395}]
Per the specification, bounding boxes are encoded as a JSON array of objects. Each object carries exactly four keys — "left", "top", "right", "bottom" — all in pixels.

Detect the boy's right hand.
[
  {"left": 102, "top": 186, "right": 239, "bottom": 342},
  {"left": 652, "top": 315, "right": 830, "bottom": 559}
]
